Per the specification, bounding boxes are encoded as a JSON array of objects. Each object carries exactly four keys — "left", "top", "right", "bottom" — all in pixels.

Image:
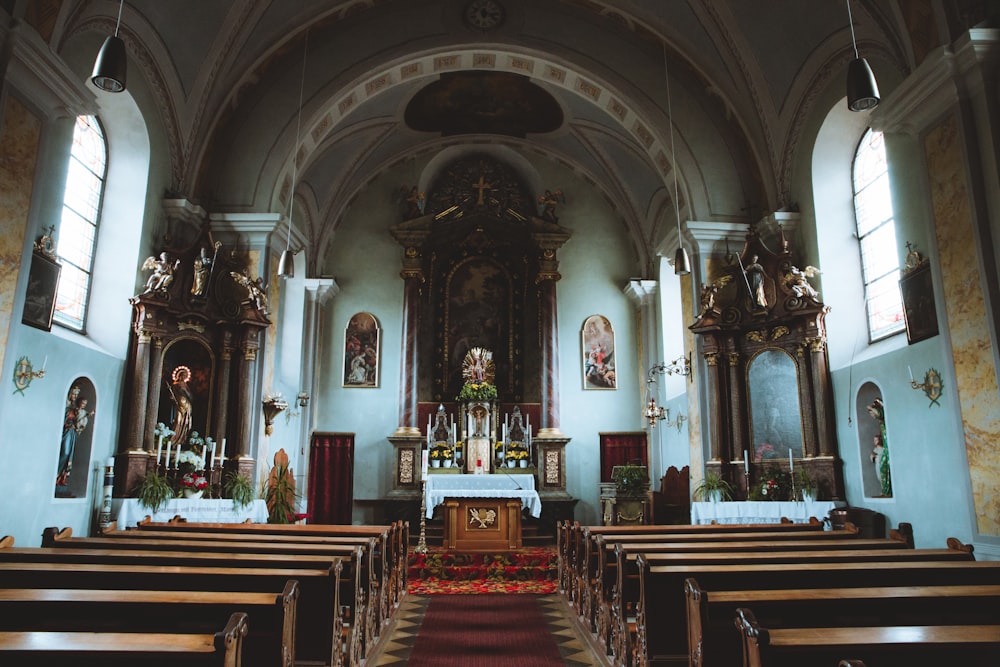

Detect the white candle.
[
  {"left": 503, "top": 423, "right": 508, "bottom": 443},
  {"left": 209, "top": 442, "right": 216, "bottom": 469},
  {"left": 908, "top": 366, "right": 914, "bottom": 381},
  {"left": 421, "top": 450, "right": 429, "bottom": 481},
  {"left": 451, "top": 423, "right": 456, "bottom": 445},
  {"left": 41, "top": 356, "right": 47, "bottom": 371},
  {"left": 155, "top": 436, "right": 163, "bottom": 465},
  {"left": 743, "top": 450, "right": 749, "bottom": 471},
  {"left": 221, "top": 438, "right": 227, "bottom": 459},
  {"left": 789, "top": 449, "right": 794, "bottom": 473}
]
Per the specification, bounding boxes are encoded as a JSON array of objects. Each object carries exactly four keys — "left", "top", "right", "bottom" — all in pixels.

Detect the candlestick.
[
  {"left": 155, "top": 436, "right": 163, "bottom": 466},
  {"left": 221, "top": 438, "right": 226, "bottom": 461},
  {"left": 209, "top": 441, "right": 216, "bottom": 469},
  {"left": 421, "top": 450, "right": 429, "bottom": 481},
  {"left": 743, "top": 450, "right": 749, "bottom": 470},
  {"left": 908, "top": 365, "right": 914, "bottom": 381},
  {"left": 789, "top": 449, "right": 794, "bottom": 473}
]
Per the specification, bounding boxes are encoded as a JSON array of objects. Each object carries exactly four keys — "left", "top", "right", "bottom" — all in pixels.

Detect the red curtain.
[
  {"left": 308, "top": 432, "right": 354, "bottom": 524},
  {"left": 599, "top": 432, "right": 648, "bottom": 482}
]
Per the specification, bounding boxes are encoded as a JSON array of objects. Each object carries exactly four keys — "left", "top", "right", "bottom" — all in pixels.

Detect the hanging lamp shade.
[
  {"left": 278, "top": 249, "right": 295, "bottom": 279},
  {"left": 91, "top": 35, "right": 127, "bottom": 93},
  {"left": 674, "top": 245, "right": 691, "bottom": 276},
  {"left": 847, "top": 57, "right": 879, "bottom": 111}
]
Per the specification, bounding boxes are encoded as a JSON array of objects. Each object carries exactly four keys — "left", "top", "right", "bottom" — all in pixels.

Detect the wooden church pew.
[
  {"left": 0, "top": 582, "right": 297, "bottom": 667},
  {"left": 734, "top": 607, "right": 1000, "bottom": 667},
  {"left": 0, "top": 561, "right": 349, "bottom": 667},
  {"left": 687, "top": 579, "right": 1000, "bottom": 667},
  {"left": 0, "top": 611, "right": 248, "bottom": 667}
]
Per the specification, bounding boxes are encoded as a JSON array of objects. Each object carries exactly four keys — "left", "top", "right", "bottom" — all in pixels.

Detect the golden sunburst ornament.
[{"left": 461, "top": 347, "right": 495, "bottom": 386}]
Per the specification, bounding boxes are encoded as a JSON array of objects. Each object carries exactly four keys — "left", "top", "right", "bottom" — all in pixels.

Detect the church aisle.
[{"left": 369, "top": 594, "right": 605, "bottom": 666}]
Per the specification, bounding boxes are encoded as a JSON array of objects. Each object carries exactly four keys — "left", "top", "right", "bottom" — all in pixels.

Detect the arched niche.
[
  {"left": 160, "top": 338, "right": 215, "bottom": 442},
  {"left": 856, "top": 382, "right": 892, "bottom": 498},
  {"left": 55, "top": 377, "right": 97, "bottom": 499}
]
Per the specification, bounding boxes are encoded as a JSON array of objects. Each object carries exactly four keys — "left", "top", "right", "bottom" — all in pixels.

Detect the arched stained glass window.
[
  {"left": 853, "top": 129, "right": 904, "bottom": 341},
  {"left": 55, "top": 115, "right": 106, "bottom": 331}
]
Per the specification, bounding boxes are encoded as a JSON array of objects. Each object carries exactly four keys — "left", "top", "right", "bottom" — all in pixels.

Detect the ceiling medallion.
[{"left": 464, "top": 0, "right": 505, "bottom": 30}]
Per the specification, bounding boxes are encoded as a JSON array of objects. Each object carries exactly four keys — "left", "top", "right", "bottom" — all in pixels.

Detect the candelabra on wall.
[{"left": 643, "top": 353, "right": 693, "bottom": 428}]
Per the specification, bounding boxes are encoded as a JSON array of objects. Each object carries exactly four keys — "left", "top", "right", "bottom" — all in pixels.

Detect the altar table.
[
  {"left": 424, "top": 473, "right": 541, "bottom": 519},
  {"left": 113, "top": 498, "right": 269, "bottom": 527},
  {"left": 691, "top": 500, "right": 845, "bottom": 526}
]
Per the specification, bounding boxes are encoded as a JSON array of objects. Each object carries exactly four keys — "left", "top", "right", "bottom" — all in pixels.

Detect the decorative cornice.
[
  {"left": 304, "top": 277, "right": 339, "bottom": 306},
  {"left": 3, "top": 21, "right": 96, "bottom": 118},
  {"left": 624, "top": 279, "right": 658, "bottom": 306}
]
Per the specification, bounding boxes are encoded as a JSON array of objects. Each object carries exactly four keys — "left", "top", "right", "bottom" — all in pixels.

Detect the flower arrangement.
[
  {"left": 177, "top": 449, "right": 204, "bottom": 470},
  {"left": 506, "top": 447, "right": 529, "bottom": 461},
  {"left": 755, "top": 443, "right": 777, "bottom": 460},
  {"left": 751, "top": 465, "right": 790, "bottom": 501},
  {"left": 456, "top": 381, "right": 497, "bottom": 402},
  {"left": 180, "top": 471, "right": 209, "bottom": 491},
  {"left": 429, "top": 445, "right": 453, "bottom": 460}
]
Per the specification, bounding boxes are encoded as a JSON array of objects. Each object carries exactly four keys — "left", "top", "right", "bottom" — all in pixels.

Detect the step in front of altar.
[
  {"left": 410, "top": 519, "right": 553, "bottom": 547},
  {"left": 407, "top": 547, "right": 558, "bottom": 583}
]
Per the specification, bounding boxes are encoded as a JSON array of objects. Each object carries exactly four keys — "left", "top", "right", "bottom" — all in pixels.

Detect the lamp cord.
[
  {"left": 287, "top": 31, "right": 309, "bottom": 253},
  {"left": 663, "top": 45, "right": 683, "bottom": 247},
  {"left": 114, "top": 0, "right": 124, "bottom": 36},
  {"left": 846, "top": 0, "right": 860, "bottom": 59}
]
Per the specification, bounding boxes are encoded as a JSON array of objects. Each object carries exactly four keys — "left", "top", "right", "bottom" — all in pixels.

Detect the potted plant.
[
  {"left": 795, "top": 468, "right": 818, "bottom": 502},
  {"left": 265, "top": 448, "right": 299, "bottom": 524},
  {"left": 612, "top": 464, "right": 649, "bottom": 498},
  {"left": 750, "top": 465, "right": 790, "bottom": 501},
  {"left": 133, "top": 471, "right": 174, "bottom": 512},
  {"left": 224, "top": 471, "right": 255, "bottom": 510},
  {"left": 693, "top": 472, "right": 734, "bottom": 502}
]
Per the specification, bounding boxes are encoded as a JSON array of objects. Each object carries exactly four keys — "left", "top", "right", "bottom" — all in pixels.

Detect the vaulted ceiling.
[{"left": 45, "top": 0, "right": 976, "bottom": 273}]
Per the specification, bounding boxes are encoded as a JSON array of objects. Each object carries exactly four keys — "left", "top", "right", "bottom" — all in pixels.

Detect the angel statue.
[
  {"left": 781, "top": 264, "right": 821, "bottom": 299},
  {"left": 396, "top": 185, "right": 426, "bottom": 220},
  {"left": 141, "top": 252, "right": 180, "bottom": 293},
  {"left": 699, "top": 275, "right": 732, "bottom": 315},
  {"left": 230, "top": 270, "right": 269, "bottom": 315},
  {"left": 537, "top": 189, "right": 565, "bottom": 222}
]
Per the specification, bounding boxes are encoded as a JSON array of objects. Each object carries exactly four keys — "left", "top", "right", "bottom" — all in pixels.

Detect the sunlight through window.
[{"left": 54, "top": 116, "right": 106, "bottom": 331}]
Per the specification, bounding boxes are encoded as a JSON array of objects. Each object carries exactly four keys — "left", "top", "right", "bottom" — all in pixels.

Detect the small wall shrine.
[
  {"left": 689, "top": 224, "right": 843, "bottom": 501},
  {"left": 114, "top": 225, "right": 271, "bottom": 498}
]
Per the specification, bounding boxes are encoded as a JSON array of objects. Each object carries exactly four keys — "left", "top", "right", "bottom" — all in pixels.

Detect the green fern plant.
[
  {"left": 133, "top": 471, "right": 174, "bottom": 512},
  {"left": 224, "top": 472, "right": 255, "bottom": 510},
  {"left": 693, "top": 472, "right": 734, "bottom": 501}
]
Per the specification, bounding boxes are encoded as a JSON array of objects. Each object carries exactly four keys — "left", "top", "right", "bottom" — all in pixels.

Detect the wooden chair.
[{"left": 650, "top": 465, "right": 689, "bottom": 525}]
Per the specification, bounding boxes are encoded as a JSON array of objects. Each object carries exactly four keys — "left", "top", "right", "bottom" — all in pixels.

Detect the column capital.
[
  {"left": 624, "top": 279, "right": 658, "bottom": 306},
  {"left": 304, "top": 278, "right": 340, "bottom": 306}
]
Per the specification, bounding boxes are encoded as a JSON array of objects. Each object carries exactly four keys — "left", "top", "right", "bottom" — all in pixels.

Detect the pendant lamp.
[
  {"left": 91, "top": 0, "right": 127, "bottom": 93},
  {"left": 845, "top": 0, "right": 880, "bottom": 111},
  {"left": 664, "top": 46, "right": 690, "bottom": 276},
  {"left": 279, "top": 32, "right": 309, "bottom": 279}
]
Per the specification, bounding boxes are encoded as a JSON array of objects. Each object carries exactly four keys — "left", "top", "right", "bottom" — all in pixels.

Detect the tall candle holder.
[{"left": 415, "top": 477, "right": 428, "bottom": 554}]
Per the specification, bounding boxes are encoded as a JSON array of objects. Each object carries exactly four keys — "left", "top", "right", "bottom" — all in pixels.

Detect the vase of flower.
[
  {"left": 443, "top": 459, "right": 452, "bottom": 468},
  {"left": 431, "top": 459, "right": 441, "bottom": 468},
  {"left": 519, "top": 459, "right": 527, "bottom": 468},
  {"left": 507, "top": 459, "right": 516, "bottom": 468},
  {"left": 183, "top": 488, "right": 204, "bottom": 499}
]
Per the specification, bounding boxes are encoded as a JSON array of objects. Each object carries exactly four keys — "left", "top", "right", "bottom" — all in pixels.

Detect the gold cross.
[{"left": 472, "top": 174, "right": 492, "bottom": 206}]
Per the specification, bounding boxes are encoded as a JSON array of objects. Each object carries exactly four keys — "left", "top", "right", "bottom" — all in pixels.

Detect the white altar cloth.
[
  {"left": 424, "top": 474, "right": 541, "bottom": 519},
  {"left": 113, "top": 498, "right": 269, "bottom": 527},
  {"left": 691, "top": 500, "right": 845, "bottom": 526}
]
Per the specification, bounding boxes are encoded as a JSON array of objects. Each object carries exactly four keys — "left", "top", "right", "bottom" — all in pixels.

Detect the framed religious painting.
[
  {"left": 899, "top": 259, "right": 938, "bottom": 345},
  {"left": 22, "top": 251, "right": 61, "bottom": 331},
  {"left": 582, "top": 314, "right": 616, "bottom": 389},
  {"left": 343, "top": 312, "right": 380, "bottom": 387}
]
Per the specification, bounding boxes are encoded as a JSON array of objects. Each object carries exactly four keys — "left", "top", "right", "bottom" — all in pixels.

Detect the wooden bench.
[
  {"left": 630, "top": 557, "right": 1000, "bottom": 667},
  {"left": 735, "top": 608, "right": 1000, "bottom": 667},
  {"left": 42, "top": 527, "right": 373, "bottom": 663},
  {"left": 0, "top": 611, "right": 247, "bottom": 667},
  {"left": 687, "top": 579, "right": 1000, "bottom": 667},
  {"left": 0, "top": 561, "right": 350, "bottom": 667},
  {"left": 577, "top": 525, "right": 872, "bottom": 635},
  {"left": 586, "top": 534, "right": 909, "bottom": 652},
  {"left": 127, "top": 519, "right": 409, "bottom": 616},
  {"left": 0, "top": 583, "right": 296, "bottom": 667}
]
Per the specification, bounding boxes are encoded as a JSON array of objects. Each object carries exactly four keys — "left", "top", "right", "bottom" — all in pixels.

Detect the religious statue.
[
  {"left": 56, "top": 385, "right": 93, "bottom": 493},
  {"left": 781, "top": 263, "right": 821, "bottom": 300},
  {"left": 230, "top": 270, "right": 269, "bottom": 315},
  {"left": 166, "top": 365, "right": 193, "bottom": 451},
  {"left": 191, "top": 241, "right": 221, "bottom": 297},
  {"left": 461, "top": 347, "right": 495, "bottom": 386},
  {"left": 744, "top": 254, "right": 767, "bottom": 308},
  {"left": 398, "top": 185, "right": 426, "bottom": 220},
  {"left": 141, "top": 251, "right": 180, "bottom": 293},
  {"left": 867, "top": 397, "right": 892, "bottom": 497},
  {"left": 537, "top": 189, "right": 565, "bottom": 222},
  {"left": 698, "top": 275, "right": 731, "bottom": 316}
]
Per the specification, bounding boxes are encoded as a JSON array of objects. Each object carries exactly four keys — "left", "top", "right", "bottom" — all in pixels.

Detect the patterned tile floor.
[{"left": 369, "top": 594, "right": 607, "bottom": 666}]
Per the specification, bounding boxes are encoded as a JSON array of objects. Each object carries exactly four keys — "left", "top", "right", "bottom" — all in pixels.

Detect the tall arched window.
[
  {"left": 852, "top": 129, "right": 904, "bottom": 341},
  {"left": 54, "top": 115, "right": 106, "bottom": 331}
]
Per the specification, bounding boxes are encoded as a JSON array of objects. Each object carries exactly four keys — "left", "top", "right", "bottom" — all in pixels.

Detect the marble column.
[
  {"left": 143, "top": 336, "right": 164, "bottom": 453},
  {"left": 397, "top": 272, "right": 423, "bottom": 435},
  {"left": 625, "top": 279, "right": 660, "bottom": 470},
  {"left": 807, "top": 336, "right": 834, "bottom": 457},
  {"left": 235, "top": 329, "right": 261, "bottom": 458},
  {"left": 704, "top": 351, "right": 722, "bottom": 461},
  {"left": 537, "top": 274, "right": 562, "bottom": 435},
  {"left": 212, "top": 330, "right": 234, "bottom": 451},
  {"left": 128, "top": 327, "right": 152, "bottom": 452},
  {"left": 727, "top": 351, "right": 746, "bottom": 462}
]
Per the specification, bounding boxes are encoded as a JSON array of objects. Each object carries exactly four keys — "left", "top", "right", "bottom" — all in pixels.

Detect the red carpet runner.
[
  {"left": 406, "top": 594, "right": 566, "bottom": 666},
  {"left": 407, "top": 547, "right": 558, "bottom": 594}
]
